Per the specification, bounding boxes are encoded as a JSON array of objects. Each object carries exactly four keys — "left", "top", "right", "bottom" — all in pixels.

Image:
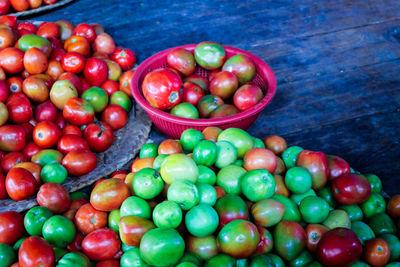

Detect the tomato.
[
  {"left": 117, "top": 70, "right": 134, "bottom": 98},
  {"left": 64, "top": 35, "right": 90, "bottom": 56},
  {"left": 54, "top": 20, "right": 73, "bottom": 41},
  {"left": 40, "top": 163, "right": 67, "bottom": 184},
  {"left": 331, "top": 173, "right": 371, "bottom": 205},
  {"left": 0, "top": 47, "right": 24, "bottom": 74},
  {"left": 185, "top": 204, "right": 218, "bottom": 238},
  {"left": 63, "top": 97, "right": 94, "bottom": 125},
  {"left": 368, "top": 213, "right": 397, "bottom": 236},
  {"left": 317, "top": 228, "right": 362, "bottom": 267},
  {"left": 110, "top": 48, "right": 136, "bottom": 71},
  {"left": 186, "top": 235, "right": 218, "bottom": 261},
  {"left": 6, "top": 92, "right": 32, "bottom": 123},
  {"left": 99, "top": 80, "right": 118, "bottom": 97},
  {"left": 62, "top": 124, "right": 82, "bottom": 136},
  {"left": 184, "top": 74, "right": 209, "bottom": 91},
  {"left": 209, "top": 71, "right": 238, "bottom": 99},
  {"left": 273, "top": 220, "right": 306, "bottom": 261},
  {"left": 222, "top": 54, "right": 256, "bottom": 84},
  {"left": 151, "top": 201, "right": 182, "bottom": 229},
  {"left": 284, "top": 166, "right": 312, "bottom": 194},
  {"left": 90, "top": 178, "right": 130, "bottom": 211},
  {"left": 92, "top": 33, "right": 115, "bottom": 55},
  {"left": 215, "top": 164, "right": 245, "bottom": 195},
  {"left": 161, "top": 153, "right": 199, "bottom": 185},
  {"left": 142, "top": 68, "right": 182, "bottom": 110},
  {"left": 388, "top": 194, "right": 400, "bottom": 219},
  {"left": 0, "top": 80, "right": 7, "bottom": 103},
  {"left": 305, "top": 224, "right": 329, "bottom": 253},
  {"left": 49, "top": 80, "right": 78, "bottom": 110},
  {"left": 22, "top": 76, "right": 48, "bottom": 104},
  {"left": 327, "top": 155, "right": 351, "bottom": 180},
  {"left": 299, "top": 196, "right": 330, "bottom": 223},
  {"left": 33, "top": 121, "right": 62, "bottom": 148},
  {"left": 23, "top": 206, "right": 52, "bottom": 237},
  {"left": 119, "top": 215, "right": 155, "bottom": 247},
  {"left": 83, "top": 57, "right": 108, "bottom": 86},
  {"left": 296, "top": 150, "right": 329, "bottom": 190},
  {"left": 36, "top": 22, "right": 58, "bottom": 38},
  {"left": 156, "top": 139, "right": 181, "bottom": 155},
  {"left": 217, "top": 128, "right": 254, "bottom": 158},
  {"left": 57, "top": 134, "right": 89, "bottom": 154},
  {"left": 196, "top": 94, "right": 223, "bottom": 118},
  {"left": 241, "top": 169, "right": 275, "bottom": 202},
  {"left": 6, "top": 167, "right": 38, "bottom": 200},
  {"left": 9, "top": 0, "right": 29, "bottom": 11},
  {"left": 110, "top": 91, "right": 132, "bottom": 112},
  {"left": 96, "top": 259, "right": 120, "bottom": 267},
  {"left": 215, "top": 194, "right": 249, "bottom": 229},
  {"left": 209, "top": 103, "right": 238, "bottom": 118},
  {"left": 58, "top": 72, "right": 82, "bottom": 93},
  {"left": 62, "top": 150, "right": 97, "bottom": 176},
  {"left": 130, "top": 157, "right": 155, "bottom": 173},
  {"left": 194, "top": 42, "right": 225, "bottom": 70},
  {"left": 42, "top": 215, "right": 76, "bottom": 248},
  {"left": 62, "top": 52, "right": 85, "bottom": 73},
  {"left": 243, "top": 148, "right": 276, "bottom": 174},
  {"left": 271, "top": 194, "right": 301, "bottom": 222},
  {"left": 180, "top": 81, "right": 205, "bottom": 106},
  {"left": 0, "top": 26, "right": 15, "bottom": 49},
  {"left": 23, "top": 47, "right": 48, "bottom": 75},
  {"left": 35, "top": 100, "right": 57, "bottom": 122},
  {"left": 364, "top": 174, "right": 382, "bottom": 193},
  {"left": 82, "top": 228, "right": 120, "bottom": 261},
  {"left": 361, "top": 192, "right": 386, "bottom": 218},
  {"left": 132, "top": 168, "right": 163, "bottom": 199},
  {"left": 274, "top": 174, "right": 290, "bottom": 197},
  {"left": 167, "top": 180, "right": 200, "bottom": 211},
  {"left": 251, "top": 198, "right": 285, "bottom": 227},
  {"left": 74, "top": 203, "right": 107, "bottom": 235},
  {"left": 0, "top": 0, "right": 9, "bottom": 14},
  {"left": 82, "top": 121, "right": 113, "bottom": 152},
  {"left": 73, "top": 23, "right": 96, "bottom": 43},
  {"left": 100, "top": 104, "right": 128, "bottom": 130},
  {"left": 22, "top": 141, "right": 40, "bottom": 160},
  {"left": 165, "top": 48, "right": 194, "bottom": 76},
  {"left": 19, "top": 237, "right": 55, "bottom": 267},
  {"left": 103, "top": 60, "right": 121, "bottom": 82},
  {"left": 364, "top": 239, "right": 391, "bottom": 267},
  {"left": 37, "top": 183, "right": 71, "bottom": 213},
  {"left": 0, "top": 211, "right": 24, "bottom": 245},
  {"left": 6, "top": 76, "right": 22, "bottom": 94},
  {"left": 1, "top": 152, "right": 27, "bottom": 173},
  {"left": 81, "top": 86, "right": 108, "bottom": 112}
]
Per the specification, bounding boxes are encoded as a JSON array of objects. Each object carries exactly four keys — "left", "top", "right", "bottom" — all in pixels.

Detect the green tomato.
[
  {"left": 0, "top": 243, "right": 16, "bottom": 267},
  {"left": 185, "top": 204, "right": 219, "bottom": 237},
  {"left": 110, "top": 91, "right": 132, "bottom": 112},
  {"left": 197, "top": 165, "right": 217, "bottom": 185},
  {"left": 122, "top": 243, "right": 135, "bottom": 252},
  {"left": 31, "top": 149, "right": 63, "bottom": 166},
  {"left": 290, "top": 189, "right": 316, "bottom": 206},
  {"left": 364, "top": 173, "right": 382, "bottom": 193},
  {"left": 317, "top": 187, "right": 337, "bottom": 208},
  {"left": 216, "top": 165, "right": 246, "bottom": 195},
  {"left": 252, "top": 137, "right": 265, "bottom": 148},
  {"left": 381, "top": 234, "right": 400, "bottom": 261},
  {"left": 285, "top": 167, "right": 312, "bottom": 194},
  {"left": 56, "top": 252, "right": 91, "bottom": 267},
  {"left": 361, "top": 192, "right": 386, "bottom": 218},
  {"left": 42, "top": 215, "right": 76, "bottom": 248},
  {"left": 132, "top": 168, "right": 164, "bottom": 199},
  {"left": 308, "top": 261, "right": 324, "bottom": 267},
  {"left": 282, "top": 146, "right": 303, "bottom": 169},
  {"left": 271, "top": 194, "right": 301, "bottom": 222},
  {"left": 194, "top": 41, "right": 226, "bottom": 70},
  {"left": 140, "top": 143, "right": 159, "bottom": 158},
  {"left": 249, "top": 254, "right": 272, "bottom": 267},
  {"left": 18, "top": 34, "right": 51, "bottom": 52},
  {"left": 177, "top": 262, "right": 197, "bottom": 267},
  {"left": 120, "top": 196, "right": 151, "bottom": 218},
  {"left": 241, "top": 169, "right": 275, "bottom": 202},
  {"left": 299, "top": 196, "right": 330, "bottom": 223},
  {"left": 289, "top": 250, "right": 313, "bottom": 267},
  {"left": 108, "top": 209, "right": 121, "bottom": 232},
  {"left": 153, "top": 154, "right": 168, "bottom": 171},
  {"left": 160, "top": 154, "right": 199, "bottom": 184},
  {"left": 232, "top": 159, "right": 243, "bottom": 167},
  {"left": 179, "top": 252, "right": 202, "bottom": 266},
  {"left": 322, "top": 209, "right": 351, "bottom": 229},
  {"left": 236, "top": 259, "right": 248, "bottom": 267},
  {"left": 41, "top": 163, "right": 68, "bottom": 184},
  {"left": 215, "top": 141, "right": 238, "bottom": 169},
  {"left": 121, "top": 247, "right": 150, "bottom": 267},
  {"left": 205, "top": 254, "right": 235, "bottom": 267},
  {"left": 265, "top": 254, "right": 285, "bottom": 267},
  {"left": 167, "top": 180, "right": 199, "bottom": 210},
  {"left": 171, "top": 103, "right": 199, "bottom": 119},
  {"left": 339, "top": 205, "right": 363, "bottom": 221},
  {"left": 351, "top": 221, "right": 375, "bottom": 245},
  {"left": 193, "top": 140, "right": 217, "bottom": 166},
  {"left": 140, "top": 228, "right": 185, "bottom": 267},
  {"left": 180, "top": 129, "right": 204, "bottom": 152},
  {"left": 70, "top": 191, "right": 89, "bottom": 201},
  {"left": 197, "top": 183, "right": 217, "bottom": 206},
  {"left": 13, "top": 237, "right": 27, "bottom": 251},
  {"left": 368, "top": 212, "right": 397, "bottom": 235},
  {"left": 152, "top": 201, "right": 182, "bottom": 228},
  {"left": 81, "top": 87, "right": 109, "bottom": 112},
  {"left": 217, "top": 128, "right": 254, "bottom": 158},
  {"left": 24, "top": 206, "right": 53, "bottom": 236},
  {"left": 53, "top": 247, "right": 68, "bottom": 261}
]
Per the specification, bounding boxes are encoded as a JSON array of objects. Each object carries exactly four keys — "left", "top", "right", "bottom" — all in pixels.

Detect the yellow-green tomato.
[
  {"left": 160, "top": 154, "right": 199, "bottom": 184},
  {"left": 167, "top": 180, "right": 199, "bottom": 210},
  {"left": 217, "top": 128, "right": 254, "bottom": 158}
]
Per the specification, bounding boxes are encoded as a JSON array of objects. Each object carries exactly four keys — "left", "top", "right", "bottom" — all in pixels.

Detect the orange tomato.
[
  {"left": 64, "top": 35, "right": 90, "bottom": 57},
  {"left": 364, "top": 238, "right": 390, "bottom": 267},
  {"left": 274, "top": 156, "right": 286, "bottom": 175},
  {"left": 273, "top": 174, "right": 290, "bottom": 197},
  {"left": 130, "top": 157, "right": 155, "bottom": 173},
  {"left": 263, "top": 135, "right": 287, "bottom": 155},
  {"left": 23, "top": 47, "right": 48, "bottom": 75},
  {"left": 158, "top": 139, "right": 183, "bottom": 155},
  {"left": 243, "top": 148, "right": 277, "bottom": 173},
  {"left": 9, "top": 0, "right": 29, "bottom": 11},
  {"left": 387, "top": 194, "right": 400, "bottom": 219},
  {"left": 305, "top": 223, "right": 329, "bottom": 252},
  {"left": 0, "top": 27, "right": 15, "bottom": 49},
  {"left": 202, "top": 126, "right": 222, "bottom": 142},
  {"left": 75, "top": 203, "right": 108, "bottom": 234},
  {"left": 13, "top": 162, "right": 42, "bottom": 184},
  {"left": 119, "top": 70, "right": 134, "bottom": 97}
]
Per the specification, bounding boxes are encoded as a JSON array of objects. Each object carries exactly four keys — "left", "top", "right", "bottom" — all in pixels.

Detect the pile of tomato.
[
  {"left": 0, "top": 0, "right": 60, "bottom": 15},
  {"left": 142, "top": 41, "right": 264, "bottom": 119},
  {"left": 0, "top": 16, "right": 136, "bottom": 202},
  {"left": 0, "top": 126, "right": 399, "bottom": 267}
]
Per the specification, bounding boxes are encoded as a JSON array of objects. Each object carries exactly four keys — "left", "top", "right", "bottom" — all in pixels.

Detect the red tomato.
[
  {"left": 58, "top": 72, "right": 82, "bottom": 94},
  {"left": 0, "top": 172, "right": 6, "bottom": 199},
  {"left": 55, "top": 113, "right": 66, "bottom": 129},
  {"left": 158, "top": 139, "right": 183, "bottom": 155},
  {"left": 17, "top": 22, "right": 37, "bottom": 33},
  {"left": 20, "top": 121, "right": 34, "bottom": 142},
  {"left": 317, "top": 228, "right": 362, "bottom": 267},
  {"left": 6, "top": 92, "right": 33, "bottom": 123},
  {"left": 46, "top": 60, "right": 64, "bottom": 80},
  {"left": 37, "top": 182, "right": 71, "bottom": 213},
  {"left": 110, "top": 48, "right": 136, "bottom": 71},
  {"left": 1, "top": 151, "right": 27, "bottom": 173},
  {"left": 364, "top": 238, "right": 390, "bottom": 267},
  {"left": 296, "top": 150, "right": 329, "bottom": 190},
  {"left": 57, "top": 134, "right": 89, "bottom": 154},
  {"left": 73, "top": 23, "right": 96, "bottom": 43},
  {"left": 37, "top": 22, "right": 60, "bottom": 39},
  {"left": 0, "top": 211, "right": 24, "bottom": 244},
  {"left": 9, "top": 0, "right": 29, "bottom": 11},
  {"left": 83, "top": 58, "right": 108, "bottom": 86},
  {"left": 101, "top": 79, "right": 119, "bottom": 96},
  {"left": 387, "top": 194, "right": 400, "bottom": 219},
  {"left": 7, "top": 76, "right": 23, "bottom": 93},
  {"left": 0, "top": 15, "right": 17, "bottom": 29},
  {"left": 62, "top": 150, "right": 97, "bottom": 176},
  {"left": 243, "top": 148, "right": 277, "bottom": 173},
  {"left": 0, "top": 80, "right": 8, "bottom": 102},
  {"left": 33, "top": 121, "right": 62, "bottom": 148},
  {"left": 62, "top": 124, "right": 82, "bottom": 136},
  {"left": 67, "top": 231, "right": 84, "bottom": 252},
  {"left": 22, "top": 141, "right": 40, "bottom": 160},
  {"left": 6, "top": 167, "right": 38, "bottom": 200},
  {"left": 82, "top": 228, "right": 121, "bottom": 261},
  {"left": 101, "top": 104, "right": 128, "bottom": 130},
  {"left": 96, "top": 260, "right": 120, "bottom": 267},
  {"left": 327, "top": 155, "right": 351, "bottom": 181},
  {"left": 142, "top": 68, "right": 182, "bottom": 110},
  {"left": 90, "top": 178, "right": 130, "bottom": 211},
  {"left": 181, "top": 81, "right": 205, "bottom": 106},
  {"left": 0, "top": 47, "right": 24, "bottom": 74},
  {"left": 118, "top": 70, "right": 134, "bottom": 97},
  {"left": 75, "top": 203, "right": 108, "bottom": 234},
  {"left": 93, "top": 33, "right": 115, "bottom": 55},
  {"left": 63, "top": 97, "right": 95, "bottom": 125},
  {"left": 0, "top": 0, "right": 9, "bottom": 15},
  {"left": 62, "top": 52, "right": 86, "bottom": 73},
  {"left": 233, "top": 83, "right": 263, "bottom": 111},
  {"left": 0, "top": 125, "right": 26, "bottom": 152},
  {"left": 50, "top": 48, "right": 66, "bottom": 62},
  {"left": 331, "top": 173, "right": 371, "bottom": 205},
  {"left": 83, "top": 121, "right": 114, "bottom": 152},
  {"left": 79, "top": 76, "right": 91, "bottom": 93},
  {"left": 19, "top": 236, "right": 55, "bottom": 267},
  {"left": 35, "top": 100, "right": 58, "bottom": 122},
  {"left": 23, "top": 47, "right": 48, "bottom": 75}
]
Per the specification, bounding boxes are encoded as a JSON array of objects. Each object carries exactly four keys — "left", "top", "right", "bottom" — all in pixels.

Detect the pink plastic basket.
[{"left": 131, "top": 44, "right": 277, "bottom": 139}]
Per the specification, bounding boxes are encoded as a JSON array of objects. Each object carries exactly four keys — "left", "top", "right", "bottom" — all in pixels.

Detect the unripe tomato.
[{"left": 167, "top": 47, "right": 195, "bottom": 76}]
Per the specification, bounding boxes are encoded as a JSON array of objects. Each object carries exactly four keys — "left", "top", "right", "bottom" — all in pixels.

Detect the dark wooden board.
[{"left": 25, "top": 0, "right": 400, "bottom": 194}]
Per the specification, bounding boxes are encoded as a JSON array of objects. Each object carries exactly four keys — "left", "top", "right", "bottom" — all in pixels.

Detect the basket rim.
[{"left": 132, "top": 44, "right": 276, "bottom": 126}]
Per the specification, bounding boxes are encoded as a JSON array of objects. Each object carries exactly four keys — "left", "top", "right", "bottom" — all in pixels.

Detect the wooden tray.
[
  {"left": 8, "top": 0, "right": 75, "bottom": 17},
  {"left": 0, "top": 102, "right": 152, "bottom": 213}
]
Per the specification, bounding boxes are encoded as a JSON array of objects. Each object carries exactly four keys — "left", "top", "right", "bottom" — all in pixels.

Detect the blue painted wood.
[{"left": 26, "top": 0, "right": 400, "bottom": 194}]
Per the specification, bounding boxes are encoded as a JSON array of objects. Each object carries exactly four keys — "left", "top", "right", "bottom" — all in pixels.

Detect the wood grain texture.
[{"left": 26, "top": 0, "right": 400, "bottom": 194}]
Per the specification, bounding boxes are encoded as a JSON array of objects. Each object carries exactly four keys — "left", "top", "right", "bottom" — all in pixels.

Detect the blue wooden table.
[{"left": 30, "top": 0, "right": 400, "bottom": 194}]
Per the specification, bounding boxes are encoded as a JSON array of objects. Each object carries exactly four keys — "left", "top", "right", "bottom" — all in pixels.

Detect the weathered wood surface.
[{"left": 30, "top": 0, "right": 400, "bottom": 194}]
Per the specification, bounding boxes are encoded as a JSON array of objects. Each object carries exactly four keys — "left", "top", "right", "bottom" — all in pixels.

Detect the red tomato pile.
[
  {"left": 0, "top": 0, "right": 60, "bottom": 15},
  {"left": 0, "top": 127, "right": 399, "bottom": 267},
  {"left": 142, "top": 41, "right": 264, "bottom": 119},
  {"left": 0, "top": 17, "right": 136, "bottom": 202}
]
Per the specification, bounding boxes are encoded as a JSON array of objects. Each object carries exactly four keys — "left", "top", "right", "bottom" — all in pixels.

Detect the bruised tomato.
[
  {"left": 83, "top": 121, "right": 114, "bottom": 152},
  {"left": 62, "top": 150, "right": 97, "bottom": 176},
  {"left": 110, "top": 48, "right": 136, "bottom": 71},
  {"left": 37, "top": 182, "right": 71, "bottom": 213},
  {"left": 0, "top": 47, "right": 24, "bottom": 74},
  {"left": 6, "top": 167, "right": 38, "bottom": 200}
]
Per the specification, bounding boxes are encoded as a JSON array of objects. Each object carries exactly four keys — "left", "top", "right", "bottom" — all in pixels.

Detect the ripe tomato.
[
  {"left": 66, "top": 231, "right": 84, "bottom": 252},
  {"left": 35, "top": 100, "right": 58, "bottom": 122},
  {"left": 243, "top": 148, "right": 277, "bottom": 173},
  {"left": 158, "top": 139, "right": 183, "bottom": 155},
  {"left": 6, "top": 92, "right": 33, "bottom": 123},
  {"left": 63, "top": 97, "right": 94, "bottom": 125},
  {"left": 0, "top": 47, "right": 24, "bottom": 74},
  {"left": 110, "top": 48, "right": 136, "bottom": 71},
  {"left": 64, "top": 35, "right": 90, "bottom": 57},
  {"left": 9, "top": 0, "right": 29, "bottom": 11},
  {"left": 364, "top": 238, "right": 390, "bottom": 267},
  {"left": 7, "top": 76, "right": 23, "bottom": 93},
  {"left": 55, "top": 113, "right": 66, "bottom": 129},
  {"left": 37, "top": 182, "right": 71, "bottom": 213},
  {"left": 22, "top": 141, "right": 40, "bottom": 160},
  {"left": 83, "top": 58, "right": 108, "bottom": 86},
  {"left": 181, "top": 81, "right": 205, "bottom": 106},
  {"left": 119, "top": 70, "right": 134, "bottom": 97},
  {"left": 90, "top": 178, "right": 130, "bottom": 211},
  {"left": 233, "top": 83, "right": 263, "bottom": 111},
  {"left": 24, "top": 47, "right": 48, "bottom": 75},
  {"left": 1, "top": 151, "right": 27, "bottom": 173},
  {"left": 96, "top": 260, "right": 120, "bottom": 267},
  {"left": 0, "top": 172, "right": 7, "bottom": 199},
  {"left": 327, "top": 155, "right": 351, "bottom": 181},
  {"left": 6, "top": 167, "right": 38, "bottom": 200},
  {"left": 62, "top": 52, "right": 86, "bottom": 73},
  {"left": 73, "top": 23, "right": 96, "bottom": 43},
  {"left": 18, "top": 22, "right": 37, "bottom": 33},
  {"left": 0, "top": 80, "right": 8, "bottom": 102},
  {"left": 75, "top": 203, "right": 108, "bottom": 234},
  {"left": 101, "top": 104, "right": 128, "bottom": 130},
  {"left": 0, "top": 15, "right": 17, "bottom": 29},
  {"left": 387, "top": 194, "right": 400, "bottom": 219},
  {"left": 263, "top": 135, "right": 287, "bottom": 155},
  {"left": 83, "top": 121, "right": 114, "bottom": 152},
  {"left": 0, "top": 211, "right": 24, "bottom": 245},
  {"left": 100, "top": 79, "right": 119, "bottom": 96},
  {"left": 62, "top": 150, "right": 97, "bottom": 176},
  {"left": 13, "top": 162, "right": 42, "bottom": 184},
  {"left": 0, "top": 26, "right": 15, "bottom": 49},
  {"left": 0, "top": 0, "right": 9, "bottom": 15},
  {"left": 22, "top": 76, "right": 49, "bottom": 103},
  {"left": 0, "top": 125, "right": 26, "bottom": 152},
  {"left": 332, "top": 173, "right": 371, "bottom": 205},
  {"left": 20, "top": 121, "right": 35, "bottom": 142},
  {"left": 57, "top": 134, "right": 89, "bottom": 154},
  {"left": 50, "top": 48, "right": 66, "bottom": 62},
  {"left": 296, "top": 150, "right": 329, "bottom": 190},
  {"left": 32, "top": 121, "right": 62, "bottom": 148},
  {"left": 93, "top": 33, "right": 115, "bottom": 55},
  {"left": 19, "top": 236, "right": 55, "bottom": 267},
  {"left": 82, "top": 228, "right": 121, "bottom": 261},
  {"left": 46, "top": 60, "right": 63, "bottom": 80},
  {"left": 37, "top": 22, "right": 60, "bottom": 39},
  {"left": 62, "top": 124, "right": 82, "bottom": 136}
]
